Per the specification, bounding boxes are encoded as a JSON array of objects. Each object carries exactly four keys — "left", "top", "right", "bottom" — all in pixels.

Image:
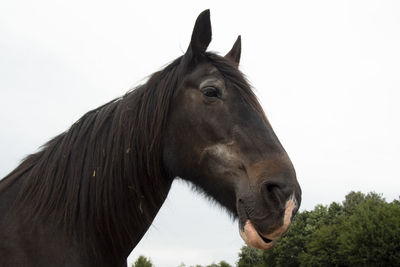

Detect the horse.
[{"left": 0, "top": 10, "right": 301, "bottom": 267}]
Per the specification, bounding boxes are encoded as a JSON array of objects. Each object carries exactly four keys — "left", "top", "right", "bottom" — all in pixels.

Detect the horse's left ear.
[
  {"left": 225, "top": 35, "right": 241, "bottom": 67},
  {"left": 185, "top": 9, "right": 212, "bottom": 62}
]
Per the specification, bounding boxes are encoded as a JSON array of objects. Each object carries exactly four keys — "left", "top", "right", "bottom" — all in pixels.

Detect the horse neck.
[{"left": 6, "top": 90, "right": 173, "bottom": 261}]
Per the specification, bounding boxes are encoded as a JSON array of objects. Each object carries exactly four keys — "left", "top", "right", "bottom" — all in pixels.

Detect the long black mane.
[{"left": 0, "top": 52, "right": 262, "bottom": 256}]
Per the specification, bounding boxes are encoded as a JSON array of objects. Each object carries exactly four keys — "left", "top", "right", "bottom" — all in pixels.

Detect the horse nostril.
[
  {"left": 264, "top": 181, "right": 279, "bottom": 193},
  {"left": 262, "top": 180, "right": 291, "bottom": 208}
]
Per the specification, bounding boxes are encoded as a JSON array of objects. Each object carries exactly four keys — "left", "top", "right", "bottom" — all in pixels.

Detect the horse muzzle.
[{"left": 239, "top": 194, "right": 298, "bottom": 250}]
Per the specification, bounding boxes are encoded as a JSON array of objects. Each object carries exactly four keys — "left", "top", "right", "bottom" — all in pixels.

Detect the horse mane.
[
  {"left": 1, "top": 52, "right": 263, "bottom": 256},
  {"left": 4, "top": 56, "right": 183, "bottom": 255}
]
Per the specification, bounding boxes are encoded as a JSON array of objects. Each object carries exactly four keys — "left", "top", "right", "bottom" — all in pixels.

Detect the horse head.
[{"left": 163, "top": 10, "right": 301, "bottom": 249}]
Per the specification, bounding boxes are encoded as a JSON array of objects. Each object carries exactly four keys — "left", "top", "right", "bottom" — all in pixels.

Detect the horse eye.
[{"left": 202, "top": 87, "right": 219, "bottom": 98}]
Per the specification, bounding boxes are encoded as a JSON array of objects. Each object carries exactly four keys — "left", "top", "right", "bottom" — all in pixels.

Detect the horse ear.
[
  {"left": 225, "top": 35, "right": 241, "bottom": 67},
  {"left": 185, "top": 9, "right": 212, "bottom": 60}
]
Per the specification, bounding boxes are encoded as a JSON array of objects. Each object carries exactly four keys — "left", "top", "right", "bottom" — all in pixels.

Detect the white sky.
[{"left": 0, "top": 1, "right": 399, "bottom": 267}]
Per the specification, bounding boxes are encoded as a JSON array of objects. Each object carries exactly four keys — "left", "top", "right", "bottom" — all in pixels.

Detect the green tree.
[
  {"left": 205, "top": 261, "right": 232, "bottom": 267},
  {"left": 237, "top": 191, "right": 400, "bottom": 267},
  {"left": 297, "top": 201, "right": 345, "bottom": 267},
  {"left": 298, "top": 222, "right": 342, "bottom": 266},
  {"left": 298, "top": 192, "right": 399, "bottom": 266},
  {"left": 185, "top": 261, "right": 232, "bottom": 267},
  {"left": 342, "top": 191, "right": 366, "bottom": 215},
  {"left": 132, "top": 255, "right": 153, "bottom": 267},
  {"left": 237, "top": 245, "right": 263, "bottom": 267},
  {"left": 337, "top": 198, "right": 400, "bottom": 266},
  {"left": 217, "top": 261, "right": 232, "bottom": 267},
  {"left": 326, "top": 201, "right": 343, "bottom": 222}
]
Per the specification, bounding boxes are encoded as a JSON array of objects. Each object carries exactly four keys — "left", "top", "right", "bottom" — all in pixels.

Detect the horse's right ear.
[{"left": 184, "top": 9, "right": 212, "bottom": 63}]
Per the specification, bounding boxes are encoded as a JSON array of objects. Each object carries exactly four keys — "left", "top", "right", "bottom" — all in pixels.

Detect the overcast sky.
[{"left": 1, "top": 1, "right": 399, "bottom": 266}]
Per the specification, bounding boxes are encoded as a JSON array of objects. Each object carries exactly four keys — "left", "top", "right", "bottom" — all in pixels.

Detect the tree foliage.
[
  {"left": 179, "top": 261, "right": 233, "bottom": 267},
  {"left": 132, "top": 255, "right": 153, "bottom": 267},
  {"left": 237, "top": 246, "right": 264, "bottom": 267},
  {"left": 205, "top": 261, "right": 232, "bottom": 267},
  {"left": 238, "top": 191, "right": 400, "bottom": 267}
]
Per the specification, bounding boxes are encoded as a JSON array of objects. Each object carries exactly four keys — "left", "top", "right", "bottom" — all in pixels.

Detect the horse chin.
[
  {"left": 239, "top": 220, "right": 277, "bottom": 250},
  {"left": 238, "top": 196, "right": 297, "bottom": 250}
]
